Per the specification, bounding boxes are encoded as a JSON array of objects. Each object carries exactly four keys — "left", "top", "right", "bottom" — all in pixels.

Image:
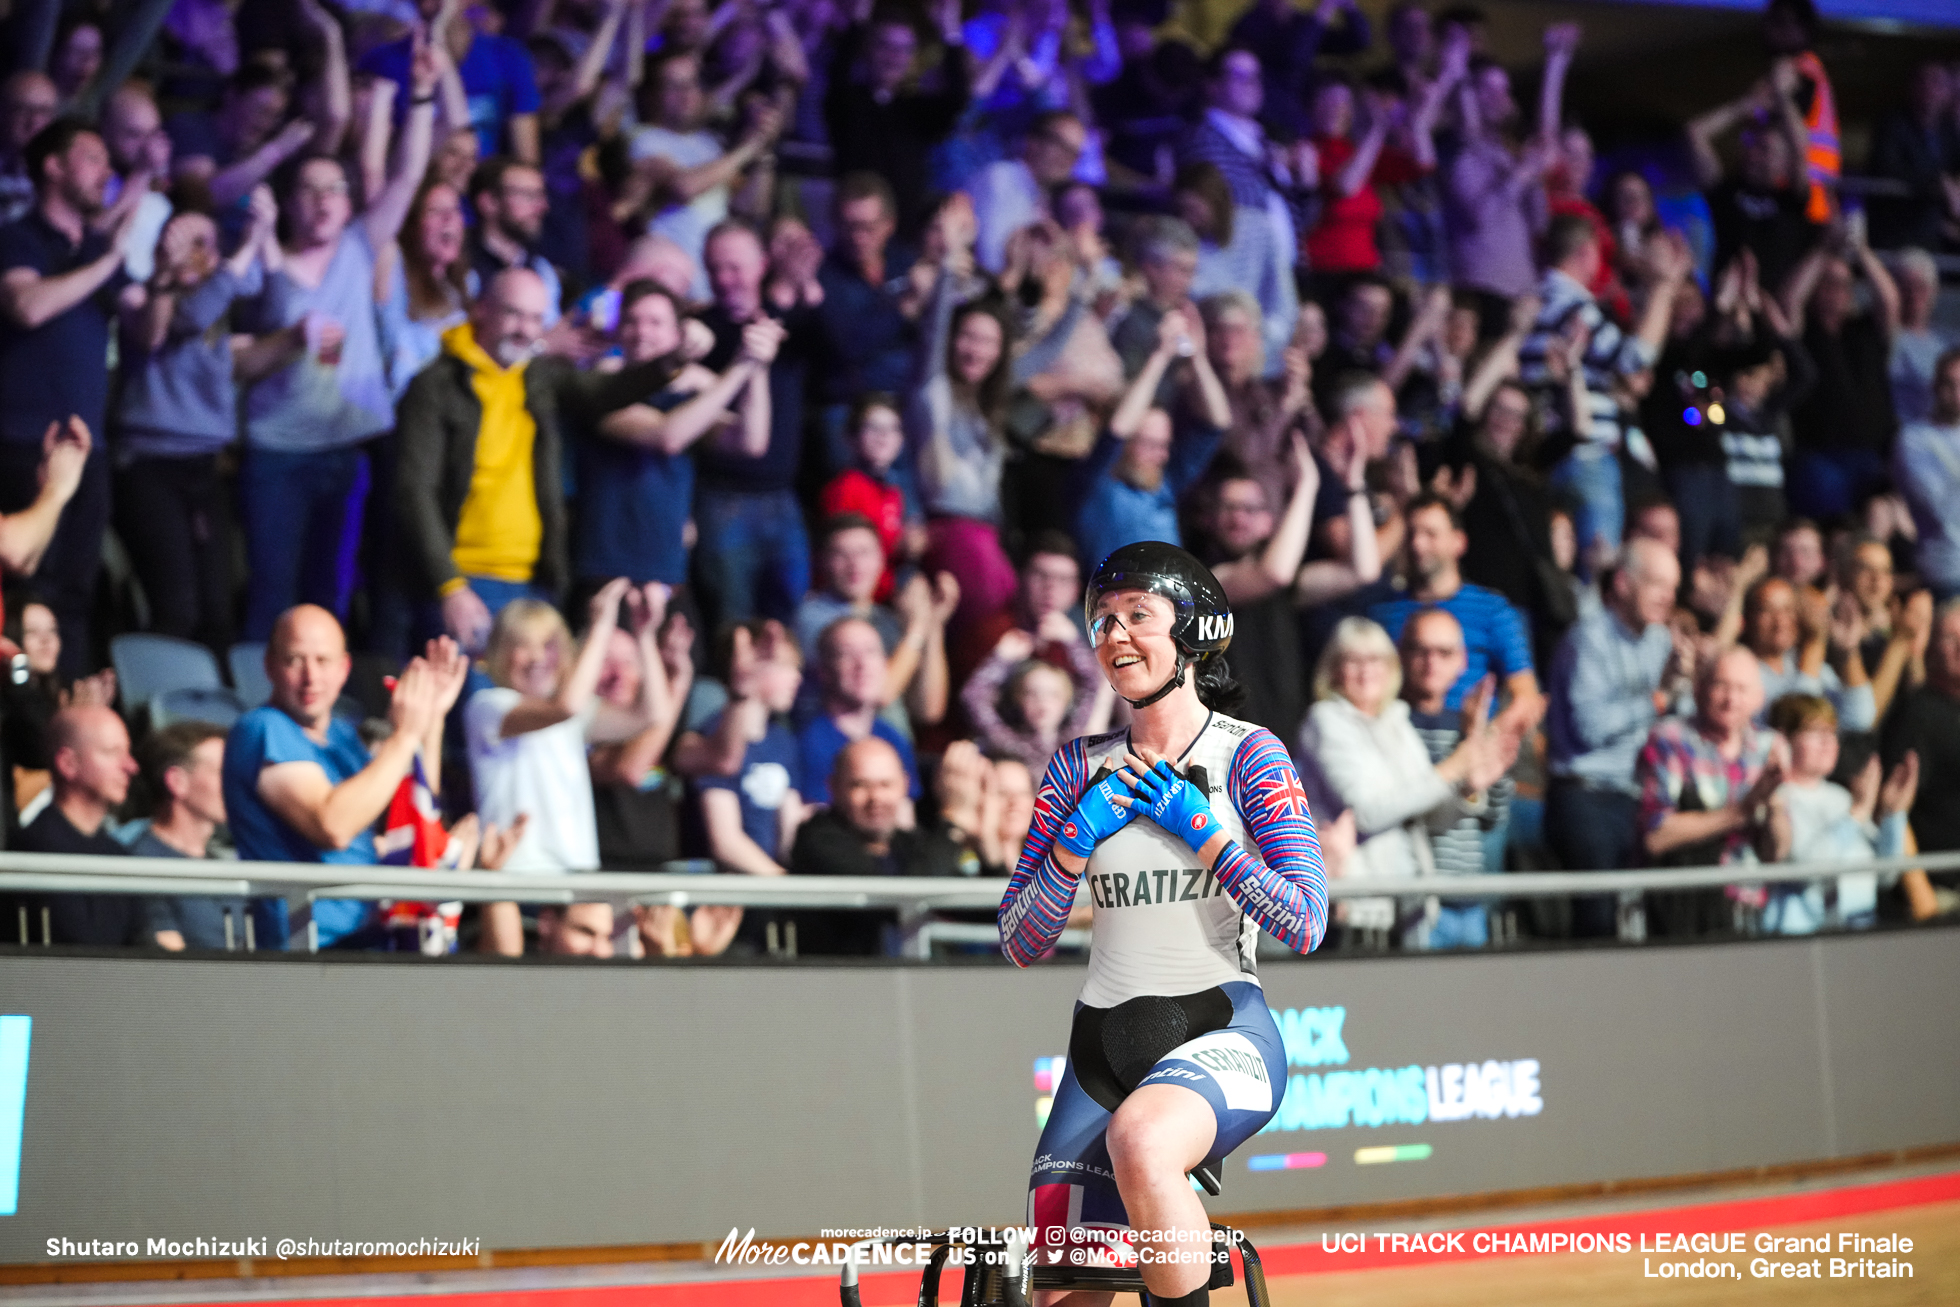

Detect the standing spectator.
[
  {"left": 1193, "top": 434, "right": 1379, "bottom": 736},
  {"left": 796, "top": 616, "right": 930, "bottom": 809},
  {"left": 1741, "top": 576, "right": 1874, "bottom": 732},
  {"left": 1782, "top": 228, "right": 1900, "bottom": 522},
  {"left": 1109, "top": 215, "right": 1198, "bottom": 387},
  {"left": 1175, "top": 49, "right": 1309, "bottom": 343},
  {"left": 97, "top": 84, "right": 173, "bottom": 283},
  {"left": 1302, "top": 71, "right": 1448, "bottom": 286},
  {"left": 1896, "top": 347, "right": 1960, "bottom": 601},
  {"left": 1296, "top": 616, "right": 1519, "bottom": 947},
  {"left": 966, "top": 110, "right": 1086, "bottom": 275},
  {"left": 1227, "top": 0, "right": 1370, "bottom": 141},
  {"left": 1545, "top": 539, "right": 1691, "bottom": 934},
  {"left": 466, "top": 580, "right": 674, "bottom": 881},
  {"left": 1686, "top": 54, "right": 1816, "bottom": 289},
  {"left": 910, "top": 206, "right": 1016, "bottom": 639},
  {"left": 1636, "top": 646, "right": 1782, "bottom": 936},
  {"left": 1761, "top": 694, "right": 1916, "bottom": 934},
  {"left": 1762, "top": 0, "right": 1838, "bottom": 225},
  {"left": 0, "top": 705, "right": 142, "bottom": 945},
  {"left": 133, "top": 722, "right": 251, "bottom": 951},
  {"left": 113, "top": 195, "right": 279, "bottom": 653},
  {"left": 0, "top": 119, "right": 131, "bottom": 673},
  {"left": 396, "top": 269, "right": 716, "bottom": 650},
  {"left": 1202, "top": 290, "right": 1316, "bottom": 494},
  {"left": 1074, "top": 306, "right": 1230, "bottom": 570},
  {"left": 824, "top": 1, "right": 971, "bottom": 236},
  {"left": 1443, "top": 50, "right": 1551, "bottom": 323},
  {"left": 1519, "top": 215, "right": 1692, "bottom": 566},
  {"left": 378, "top": 179, "right": 471, "bottom": 400},
  {"left": 1887, "top": 248, "right": 1954, "bottom": 427},
  {"left": 169, "top": 66, "right": 314, "bottom": 221},
  {"left": 692, "top": 220, "right": 820, "bottom": 630},
  {"left": 223, "top": 608, "right": 463, "bottom": 949},
  {"left": 1836, "top": 537, "right": 1928, "bottom": 723},
  {"left": 237, "top": 46, "right": 435, "bottom": 640},
  {"left": 1368, "top": 493, "right": 1543, "bottom": 727},
  {"left": 625, "top": 51, "right": 780, "bottom": 299},
  {"left": 813, "top": 172, "right": 920, "bottom": 474},
  {"left": 362, "top": 0, "right": 541, "bottom": 163},
  {"left": 819, "top": 394, "right": 921, "bottom": 602},
  {"left": 466, "top": 157, "right": 561, "bottom": 324},
  {"left": 1881, "top": 599, "right": 1960, "bottom": 902},
  {"left": 1866, "top": 64, "right": 1959, "bottom": 254},
  {"left": 1401, "top": 608, "right": 1512, "bottom": 949},
  {"left": 572, "top": 279, "right": 776, "bottom": 594},
  {"left": 0, "top": 73, "right": 58, "bottom": 225}
]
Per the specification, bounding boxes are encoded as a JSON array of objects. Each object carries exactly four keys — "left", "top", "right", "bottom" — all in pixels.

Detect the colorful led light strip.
[
  {"left": 1354, "top": 1144, "right": 1433, "bottom": 1165},
  {"left": 1246, "top": 1152, "right": 1328, "bottom": 1172}
]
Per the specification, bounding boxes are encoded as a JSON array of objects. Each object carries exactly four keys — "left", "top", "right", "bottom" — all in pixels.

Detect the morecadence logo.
[{"left": 1, "top": 1015, "right": 30, "bottom": 1216}]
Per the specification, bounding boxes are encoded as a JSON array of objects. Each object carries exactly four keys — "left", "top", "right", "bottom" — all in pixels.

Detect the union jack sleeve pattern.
[
  {"left": 1215, "top": 728, "right": 1328, "bottom": 953},
  {"left": 998, "top": 737, "right": 1092, "bottom": 966}
]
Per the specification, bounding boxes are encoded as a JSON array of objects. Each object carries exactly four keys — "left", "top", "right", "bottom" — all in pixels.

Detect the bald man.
[
  {"left": 1, "top": 704, "right": 146, "bottom": 945},
  {"left": 1546, "top": 538, "right": 1693, "bottom": 936},
  {"left": 784, "top": 736, "right": 967, "bottom": 955},
  {"left": 98, "top": 82, "right": 172, "bottom": 280},
  {"left": 221, "top": 605, "right": 466, "bottom": 948},
  {"left": 395, "top": 266, "right": 688, "bottom": 651}
]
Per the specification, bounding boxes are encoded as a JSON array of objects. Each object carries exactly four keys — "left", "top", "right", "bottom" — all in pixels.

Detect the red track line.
[{"left": 166, "top": 1169, "right": 1960, "bottom": 1307}]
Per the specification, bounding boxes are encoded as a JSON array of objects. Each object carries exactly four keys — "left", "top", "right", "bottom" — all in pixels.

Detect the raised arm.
[
  {"left": 1536, "top": 23, "right": 1580, "bottom": 147},
  {"left": 257, "top": 660, "right": 441, "bottom": 851},
  {"left": 1685, "top": 85, "right": 1762, "bottom": 189},
  {"left": 496, "top": 579, "right": 632, "bottom": 737},
  {"left": 1108, "top": 309, "right": 1185, "bottom": 437},
  {"left": 1217, "top": 433, "right": 1319, "bottom": 605},
  {"left": 356, "top": 34, "right": 438, "bottom": 254},
  {"left": 1, "top": 208, "right": 132, "bottom": 330},
  {"left": 0, "top": 419, "right": 89, "bottom": 576},
  {"left": 298, "top": 0, "right": 353, "bottom": 156}
]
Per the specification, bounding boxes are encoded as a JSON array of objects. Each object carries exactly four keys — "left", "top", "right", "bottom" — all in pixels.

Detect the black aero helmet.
[{"left": 1085, "top": 541, "right": 1234, "bottom": 706}]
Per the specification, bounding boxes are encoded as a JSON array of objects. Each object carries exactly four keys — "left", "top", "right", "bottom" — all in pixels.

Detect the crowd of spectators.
[{"left": 1, "top": 0, "right": 1958, "bottom": 959}]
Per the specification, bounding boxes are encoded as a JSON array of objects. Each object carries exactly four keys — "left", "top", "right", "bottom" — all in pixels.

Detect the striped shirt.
[
  {"left": 1408, "top": 708, "right": 1510, "bottom": 876},
  {"left": 1368, "top": 584, "right": 1536, "bottom": 712},
  {"left": 1519, "top": 268, "right": 1655, "bottom": 453}
]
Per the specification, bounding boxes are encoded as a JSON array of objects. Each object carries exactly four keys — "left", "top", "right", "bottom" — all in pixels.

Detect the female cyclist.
[{"left": 998, "top": 541, "right": 1328, "bottom": 1307}]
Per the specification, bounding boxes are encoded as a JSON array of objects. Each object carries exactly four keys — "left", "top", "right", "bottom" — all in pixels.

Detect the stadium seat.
[
  {"left": 110, "top": 634, "right": 223, "bottom": 708},
  {"left": 150, "top": 687, "right": 249, "bottom": 732},
  {"left": 228, "top": 643, "right": 272, "bottom": 708}
]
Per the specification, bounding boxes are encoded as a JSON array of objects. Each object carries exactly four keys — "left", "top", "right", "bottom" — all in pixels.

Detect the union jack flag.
[{"left": 1254, "top": 769, "right": 1310, "bottom": 823}]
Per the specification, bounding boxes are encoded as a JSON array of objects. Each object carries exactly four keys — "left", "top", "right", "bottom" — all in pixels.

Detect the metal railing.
[{"left": 3, "top": 848, "right": 1955, "bottom": 958}]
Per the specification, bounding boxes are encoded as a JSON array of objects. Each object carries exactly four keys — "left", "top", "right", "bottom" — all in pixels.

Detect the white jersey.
[{"left": 1075, "top": 714, "right": 1262, "bottom": 1008}]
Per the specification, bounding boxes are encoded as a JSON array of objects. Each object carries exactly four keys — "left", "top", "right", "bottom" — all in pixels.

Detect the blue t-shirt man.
[
  {"left": 695, "top": 713, "right": 802, "bottom": 853},
  {"left": 1369, "top": 584, "right": 1536, "bottom": 711},
  {"left": 1073, "top": 418, "right": 1223, "bottom": 574},
  {"left": 794, "top": 715, "right": 921, "bottom": 807},
  {"left": 360, "top": 31, "right": 540, "bottom": 158},
  {"left": 223, "top": 705, "right": 378, "bottom": 948}
]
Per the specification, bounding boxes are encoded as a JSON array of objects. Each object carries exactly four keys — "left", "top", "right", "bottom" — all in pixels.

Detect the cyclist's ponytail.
[{"left": 1193, "top": 654, "right": 1246, "bottom": 716}]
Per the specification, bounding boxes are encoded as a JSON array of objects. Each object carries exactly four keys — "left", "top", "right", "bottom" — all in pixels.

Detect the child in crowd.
[
  {"left": 817, "top": 393, "right": 924, "bottom": 602},
  {"left": 1761, "top": 694, "right": 1918, "bottom": 934}
]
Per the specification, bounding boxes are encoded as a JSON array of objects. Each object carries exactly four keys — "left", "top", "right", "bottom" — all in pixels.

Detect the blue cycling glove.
[
  {"left": 1054, "top": 767, "right": 1139, "bottom": 858},
  {"left": 1132, "top": 760, "right": 1221, "bottom": 852}
]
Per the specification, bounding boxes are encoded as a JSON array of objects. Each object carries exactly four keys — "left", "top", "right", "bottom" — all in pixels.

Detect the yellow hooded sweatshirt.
[{"left": 443, "top": 321, "right": 542, "bottom": 585}]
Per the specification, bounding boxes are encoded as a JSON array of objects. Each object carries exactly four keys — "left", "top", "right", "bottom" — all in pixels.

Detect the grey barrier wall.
[{"left": 1, "top": 927, "right": 1957, "bottom": 1261}]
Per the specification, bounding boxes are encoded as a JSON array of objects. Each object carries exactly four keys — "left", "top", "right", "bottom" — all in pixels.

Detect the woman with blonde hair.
[
  {"left": 466, "top": 579, "right": 678, "bottom": 890},
  {"left": 1296, "top": 615, "right": 1516, "bottom": 946}
]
